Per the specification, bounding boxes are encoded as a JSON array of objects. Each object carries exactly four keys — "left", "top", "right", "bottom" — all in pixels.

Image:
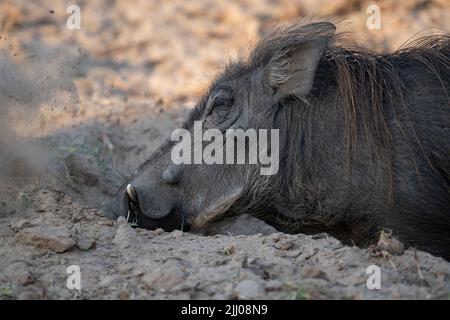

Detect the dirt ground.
[{"left": 0, "top": 0, "right": 449, "bottom": 299}]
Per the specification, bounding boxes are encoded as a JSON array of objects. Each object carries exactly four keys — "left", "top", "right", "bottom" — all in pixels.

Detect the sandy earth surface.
[{"left": 0, "top": 0, "right": 449, "bottom": 299}]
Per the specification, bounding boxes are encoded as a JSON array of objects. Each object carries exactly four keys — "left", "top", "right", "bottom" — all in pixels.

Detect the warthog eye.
[
  {"left": 213, "top": 96, "right": 234, "bottom": 108},
  {"left": 205, "top": 94, "right": 236, "bottom": 126}
]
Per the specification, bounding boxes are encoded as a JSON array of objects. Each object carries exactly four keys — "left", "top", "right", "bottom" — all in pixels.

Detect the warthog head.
[{"left": 111, "top": 21, "right": 337, "bottom": 231}]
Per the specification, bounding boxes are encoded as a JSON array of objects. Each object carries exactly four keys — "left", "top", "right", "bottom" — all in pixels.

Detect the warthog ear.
[{"left": 263, "top": 22, "right": 336, "bottom": 99}]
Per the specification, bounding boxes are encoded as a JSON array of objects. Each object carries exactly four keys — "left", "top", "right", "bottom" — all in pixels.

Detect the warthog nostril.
[{"left": 162, "top": 164, "right": 183, "bottom": 184}]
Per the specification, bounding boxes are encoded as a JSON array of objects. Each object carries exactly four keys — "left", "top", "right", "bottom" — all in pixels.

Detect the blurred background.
[{"left": 2, "top": 0, "right": 449, "bottom": 102}]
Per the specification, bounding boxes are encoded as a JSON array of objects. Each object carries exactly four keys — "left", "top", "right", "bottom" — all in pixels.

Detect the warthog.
[{"left": 110, "top": 21, "right": 450, "bottom": 259}]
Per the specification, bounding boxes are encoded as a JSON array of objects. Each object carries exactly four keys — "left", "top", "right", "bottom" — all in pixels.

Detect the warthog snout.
[{"left": 123, "top": 182, "right": 182, "bottom": 231}]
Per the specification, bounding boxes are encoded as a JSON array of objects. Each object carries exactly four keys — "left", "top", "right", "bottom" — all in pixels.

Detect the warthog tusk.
[{"left": 126, "top": 184, "right": 137, "bottom": 203}]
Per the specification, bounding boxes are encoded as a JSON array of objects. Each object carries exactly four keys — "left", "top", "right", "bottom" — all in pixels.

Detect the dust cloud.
[{"left": 0, "top": 42, "right": 79, "bottom": 180}]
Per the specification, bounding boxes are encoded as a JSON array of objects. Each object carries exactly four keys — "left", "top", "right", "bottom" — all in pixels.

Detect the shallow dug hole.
[{"left": 1, "top": 107, "right": 450, "bottom": 300}]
